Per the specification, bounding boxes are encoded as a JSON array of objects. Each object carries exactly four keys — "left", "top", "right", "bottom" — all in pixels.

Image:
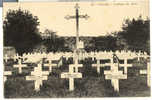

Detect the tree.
[
  {"left": 42, "top": 29, "right": 66, "bottom": 52},
  {"left": 118, "top": 16, "right": 150, "bottom": 53},
  {"left": 93, "top": 35, "right": 117, "bottom": 51},
  {"left": 116, "top": 31, "right": 129, "bottom": 50},
  {"left": 4, "top": 8, "right": 42, "bottom": 54}
]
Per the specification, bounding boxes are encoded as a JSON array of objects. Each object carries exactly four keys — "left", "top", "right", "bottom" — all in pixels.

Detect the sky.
[{"left": 3, "top": 0, "right": 149, "bottom": 36}]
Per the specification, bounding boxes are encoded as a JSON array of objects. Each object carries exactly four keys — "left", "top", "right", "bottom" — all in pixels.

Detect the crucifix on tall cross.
[{"left": 65, "top": 3, "right": 89, "bottom": 50}]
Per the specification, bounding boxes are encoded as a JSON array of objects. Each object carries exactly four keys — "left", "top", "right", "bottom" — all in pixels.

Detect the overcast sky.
[{"left": 3, "top": 0, "right": 149, "bottom": 36}]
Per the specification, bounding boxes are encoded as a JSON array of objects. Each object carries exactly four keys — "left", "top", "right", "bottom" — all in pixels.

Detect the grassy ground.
[{"left": 4, "top": 58, "right": 151, "bottom": 98}]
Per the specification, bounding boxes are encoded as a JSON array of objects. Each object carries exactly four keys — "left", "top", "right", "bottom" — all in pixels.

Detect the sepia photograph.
[{"left": 3, "top": 0, "right": 150, "bottom": 98}]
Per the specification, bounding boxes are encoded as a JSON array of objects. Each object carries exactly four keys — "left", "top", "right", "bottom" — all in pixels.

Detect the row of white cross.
[
  {"left": 4, "top": 50, "right": 149, "bottom": 83},
  {"left": 4, "top": 55, "right": 133, "bottom": 77},
  {"left": 14, "top": 58, "right": 60, "bottom": 73},
  {"left": 4, "top": 55, "right": 150, "bottom": 92},
  {"left": 4, "top": 50, "right": 149, "bottom": 63},
  {"left": 93, "top": 58, "right": 132, "bottom": 74}
]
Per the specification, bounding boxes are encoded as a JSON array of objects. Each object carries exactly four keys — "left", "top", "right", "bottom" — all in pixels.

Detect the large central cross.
[{"left": 65, "top": 3, "right": 89, "bottom": 50}]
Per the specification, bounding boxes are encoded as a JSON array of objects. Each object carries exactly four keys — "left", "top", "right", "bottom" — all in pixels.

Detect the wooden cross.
[
  {"left": 26, "top": 63, "right": 49, "bottom": 91},
  {"left": 20, "top": 55, "right": 27, "bottom": 62},
  {"left": 119, "top": 58, "right": 132, "bottom": 74},
  {"left": 136, "top": 52, "right": 141, "bottom": 61},
  {"left": 4, "top": 55, "right": 9, "bottom": 62},
  {"left": 61, "top": 64, "right": 82, "bottom": 91},
  {"left": 13, "top": 54, "right": 20, "bottom": 62},
  {"left": 4, "top": 71, "right": 12, "bottom": 82},
  {"left": 72, "top": 53, "right": 83, "bottom": 73},
  {"left": 43, "top": 60, "right": 57, "bottom": 72},
  {"left": 140, "top": 61, "right": 150, "bottom": 87},
  {"left": 63, "top": 52, "right": 71, "bottom": 60},
  {"left": 104, "top": 57, "right": 127, "bottom": 92},
  {"left": 65, "top": 3, "right": 89, "bottom": 50},
  {"left": 92, "top": 59, "right": 104, "bottom": 73},
  {"left": 13, "top": 59, "right": 27, "bottom": 74},
  {"left": 42, "top": 52, "right": 47, "bottom": 59},
  {"left": 89, "top": 52, "right": 95, "bottom": 61}
]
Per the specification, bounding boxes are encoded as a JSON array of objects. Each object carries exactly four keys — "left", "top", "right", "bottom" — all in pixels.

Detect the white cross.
[
  {"left": 4, "top": 55, "right": 9, "bottom": 62},
  {"left": 90, "top": 52, "right": 95, "bottom": 61},
  {"left": 61, "top": 64, "right": 82, "bottom": 91},
  {"left": 104, "top": 58, "right": 127, "bottom": 92},
  {"left": 136, "top": 52, "right": 141, "bottom": 61},
  {"left": 140, "top": 61, "right": 150, "bottom": 87},
  {"left": 4, "top": 71, "right": 12, "bottom": 82},
  {"left": 43, "top": 60, "right": 57, "bottom": 72},
  {"left": 72, "top": 55, "right": 83, "bottom": 73},
  {"left": 92, "top": 59, "right": 104, "bottom": 73},
  {"left": 63, "top": 52, "right": 73, "bottom": 60},
  {"left": 26, "top": 63, "right": 49, "bottom": 91},
  {"left": 119, "top": 59, "right": 132, "bottom": 74},
  {"left": 13, "top": 54, "right": 20, "bottom": 62},
  {"left": 13, "top": 59, "right": 27, "bottom": 74},
  {"left": 20, "top": 55, "right": 27, "bottom": 62}
]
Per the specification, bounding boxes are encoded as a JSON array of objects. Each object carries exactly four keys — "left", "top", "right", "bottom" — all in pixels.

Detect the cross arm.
[
  {"left": 61, "top": 72, "right": 82, "bottom": 78},
  {"left": 43, "top": 63, "right": 57, "bottom": 67},
  {"left": 79, "top": 14, "right": 89, "bottom": 19},
  {"left": 4, "top": 71, "right": 12, "bottom": 76},
  {"left": 140, "top": 70, "right": 147, "bottom": 74},
  {"left": 65, "top": 15, "right": 76, "bottom": 20},
  {"left": 105, "top": 74, "right": 127, "bottom": 80},
  {"left": 65, "top": 14, "right": 89, "bottom": 20}
]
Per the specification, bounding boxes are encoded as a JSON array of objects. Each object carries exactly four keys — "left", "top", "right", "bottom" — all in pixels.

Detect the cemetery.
[
  {"left": 3, "top": 2, "right": 150, "bottom": 98},
  {"left": 4, "top": 50, "right": 151, "bottom": 97}
]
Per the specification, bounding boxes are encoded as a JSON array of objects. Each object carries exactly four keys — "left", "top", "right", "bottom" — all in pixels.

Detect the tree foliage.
[
  {"left": 85, "top": 16, "right": 150, "bottom": 53},
  {"left": 42, "top": 29, "right": 69, "bottom": 52},
  {"left": 117, "top": 16, "right": 150, "bottom": 53},
  {"left": 93, "top": 35, "right": 117, "bottom": 52},
  {"left": 4, "top": 9, "right": 42, "bottom": 54}
]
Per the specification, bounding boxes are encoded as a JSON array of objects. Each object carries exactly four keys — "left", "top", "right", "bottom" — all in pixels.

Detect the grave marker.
[
  {"left": 61, "top": 64, "right": 82, "bottom": 91},
  {"left": 104, "top": 57, "right": 127, "bottom": 92},
  {"left": 13, "top": 53, "right": 20, "bottom": 62},
  {"left": 4, "top": 71, "right": 12, "bottom": 82},
  {"left": 4, "top": 55, "right": 9, "bottom": 62},
  {"left": 140, "top": 61, "right": 150, "bottom": 87},
  {"left": 92, "top": 59, "right": 104, "bottom": 73},
  {"left": 20, "top": 55, "right": 27, "bottom": 62},
  {"left": 119, "top": 59, "right": 132, "bottom": 74},
  {"left": 13, "top": 59, "right": 27, "bottom": 74},
  {"left": 26, "top": 63, "right": 49, "bottom": 91},
  {"left": 73, "top": 53, "right": 83, "bottom": 73},
  {"left": 43, "top": 60, "right": 57, "bottom": 72}
]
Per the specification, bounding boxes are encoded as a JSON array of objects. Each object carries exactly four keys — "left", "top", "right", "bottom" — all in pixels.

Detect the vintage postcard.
[{"left": 3, "top": 0, "right": 150, "bottom": 98}]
